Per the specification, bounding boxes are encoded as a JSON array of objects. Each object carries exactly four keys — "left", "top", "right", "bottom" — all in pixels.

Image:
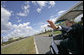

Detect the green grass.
[
  {"left": 37, "top": 31, "right": 61, "bottom": 37},
  {"left": 1, "top": 36, "right": 36, "bottom": 54},
  {"left": 1, "top": 38, "right": 24, "bottom": 46}
]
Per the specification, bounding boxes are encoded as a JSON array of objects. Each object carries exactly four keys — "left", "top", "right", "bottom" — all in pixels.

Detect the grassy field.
[
  {"left": 36, "top": 31, "right": 61, "bottom": 37},
  {"left": 1, "top": 36, "right": 36, "bottom": 54}
]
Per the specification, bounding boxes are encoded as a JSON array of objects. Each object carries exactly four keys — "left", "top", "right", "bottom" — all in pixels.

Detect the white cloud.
[
  {"left": 1, "top": 7, "right": 39, "bottom": 41},
  {"left": 32, "top": 1, "right": 48, "bottom": 7},
  {"left": 1, "top": 7, "right": 12, "bottom": 31},
  {"left": 32, "top": 1, "right": 36, "bottom": 4},
  {"left": 1, "top": 7, "right": 11, "bottom": 21},
  {"left": 48, "top": 1, "right": 55, "bottom": 8},
  {"left": 49, "top": 10, "right": 67, "bottom": 23},
  {"left": 5, "top": 22, "right": 39, "bottom": 40},
  {"left": 36, "top": 1, "right": 48, "bottom": 7},
  {"left": 32, "top": 1, "right": 48, "bottom": 13},
  {"left": 13, "top": 22, "right": 30, "bottom": 29},
  {"left": 49, "top": 14, "right": 60, "bottom": 23},
  {"left": 17, "top": 12, "right": 27, "bottom": 16},
  {"left": 40, "top": 14, "right": 60, "bottom": 32},
  {"left": 49, "top": 10, "right": 66, "bottom": 23},
  {"left": 41, "top": 24, "right": 48, "bottom": 28},
  {"left": 58, "top": 10, "right": 66, "bottom": 15},
  {"left": 49, "top": 1, "right": 55, "bottom": 6},
  {"left": 1, "top": 1, "right": 56, "bottom": 41},
  {"left": 1, "top": 7, "right": 14, "bottom": 41},
  {"left": 23, "top": 2, "right": 30, "bottom": 14},
  {"left": 23, "top": 4, "right": 30, "bottom": 10},
  {"left": 32, "top": 1, "right": 55, "bottom": 8},
  {"left": 74, "top": 14, "right": 83, "bottom": 22},
  {"left": 37, "top": 8, "right": 41, "bottom": 13},
  {"left": 46, "top": 10, "right": 66, "bottom": 24},
  {"left": 32, "top": 1, "right": 56, "bottom": 13},
  {"left": 49, "top": 18, "right": 57, "bottom": 23},
  {"left": 40, "top": 24, "right": 52, "bottom": 32},
  {"left": 40, "top": 10, "right": 63, "bottom": 32},
  {"left": 17, "top": 1, "right": 30, "bottom": 17}
]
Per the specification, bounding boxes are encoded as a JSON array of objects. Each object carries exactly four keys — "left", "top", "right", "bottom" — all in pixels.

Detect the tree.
[{"left": 8, "top": 38, "right": 13, "bottom": 41}]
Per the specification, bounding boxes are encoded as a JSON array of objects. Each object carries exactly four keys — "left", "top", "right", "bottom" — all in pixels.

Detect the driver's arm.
[
  {"left": 47, "top": 20, "right": 70, "bottom": 32},
  {"left": 47, "top": 20, "right": 62, "bottom": 30}
]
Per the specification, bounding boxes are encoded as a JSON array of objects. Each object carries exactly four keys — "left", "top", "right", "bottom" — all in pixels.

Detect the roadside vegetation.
[{"left": 1, "top": 36, "right": 36, "bottom": 54}]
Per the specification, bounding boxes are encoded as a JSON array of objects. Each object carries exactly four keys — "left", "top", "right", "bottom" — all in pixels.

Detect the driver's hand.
[{"left": 47, "top": 20, "right": 59, "bottom": 30}]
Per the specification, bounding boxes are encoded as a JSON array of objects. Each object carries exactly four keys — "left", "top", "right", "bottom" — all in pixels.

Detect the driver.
[{"left": 47, "top": 17, "right": 83, "bottom": 54}]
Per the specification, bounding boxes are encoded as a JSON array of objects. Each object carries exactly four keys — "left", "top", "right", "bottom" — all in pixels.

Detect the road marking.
[{"left": 34, "top": 36, "right": 39, "bottom": 54}]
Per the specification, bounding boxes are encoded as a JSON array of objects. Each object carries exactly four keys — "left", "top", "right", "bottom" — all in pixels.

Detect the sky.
[{"left": 1, "top": 1, "right": 79, "bottom": 42}]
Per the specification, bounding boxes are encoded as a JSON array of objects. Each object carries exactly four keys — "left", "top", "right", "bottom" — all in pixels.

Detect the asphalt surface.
[
  {"left": 34, "top": 36, "right": 52, "bottom": 54},
  {"left": 34, "top": 36, "right": 63, "bottom": 54}
]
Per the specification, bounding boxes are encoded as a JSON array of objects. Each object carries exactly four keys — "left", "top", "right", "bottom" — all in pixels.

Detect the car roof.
[{"left": 55, "top": 1, "right": 83, "bottom": 24}]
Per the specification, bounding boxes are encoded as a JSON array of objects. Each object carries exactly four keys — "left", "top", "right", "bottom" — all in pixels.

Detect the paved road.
[
  {"left": 34, "top": 36, "right": 52, "bottom": 54},
  {"left": 34, "top": 36, "right": 63, "bottom": 54}
]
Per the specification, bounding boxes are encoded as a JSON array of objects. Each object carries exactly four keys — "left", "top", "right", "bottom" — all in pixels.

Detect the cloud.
[
  {"left": 17, "top": 12, "right": 27, "bottom": 16},
  {"left": 48, "top": 10, "right": 67, "bottom": 23},
  {"left": 32, "top": 1, "right": 36, "bottom": 4},
  {"left": 23, "top": 4, "right": 30, "bottom": 10},
  {"left": 32, "top": 1, "right": 48, "bottom": 13},
  {"left": 49, "top": 14, "right": 60, "bottom": 23},
  {"left": 40, "top": 24, "right": 52, "bottom": 32},
  {"left": 22, "top": 3, "right": 30, "bottom": 13},
  {"left": 32, "top": 1, "right": 48, "bottom": 7},
  {"left": 48, "top": 1, "right": 55, "bottom": 8},
  {"left": 1, "top": 7, "right": 14, "bottom": 41},
  {"left": 49, "top": 1, "right": 55, "bottom": 6},
  {"left": 58, "top": 10, "right": 66, "bottom": 15},
  {"left": 40, "top": 10, "right": 67, "bottom": 32},
  {"left": 45, "top": 10, "right": 66, "bottom": 24},
  {"left": 17, "top": 1, "right": 30, "bottom": 17},
  {"left": 74, "top": 14, "right": 83, "bottom": 22},
  {"left": 41, "top": 24, "right": 48, "bottom": 28},
  {"left": 3, "top": 22, "right": 39, "bottom": 41},
  {"left": 32, "top": 1, "right": 56, "bottom": 13},
  {"left": 1, "top": 7, "right": 12, "bottom": 31},
  {"left": 37, "top": 8, "right": 41, "bottom": 13},
  {"left": 36, "top": 1, "right": 48, "bottom": 8},
  {"left": 7, "top": 22, "right": 38, "bottom": 38},
  {"left": 49, "top": 18, "right": 57, "bottom": 23},
  {"left": 32, "top": 1, "right": 55, "bottom": 8},
  {"left": 1, "top": 6, "right": 39, "bottom": 41}
]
